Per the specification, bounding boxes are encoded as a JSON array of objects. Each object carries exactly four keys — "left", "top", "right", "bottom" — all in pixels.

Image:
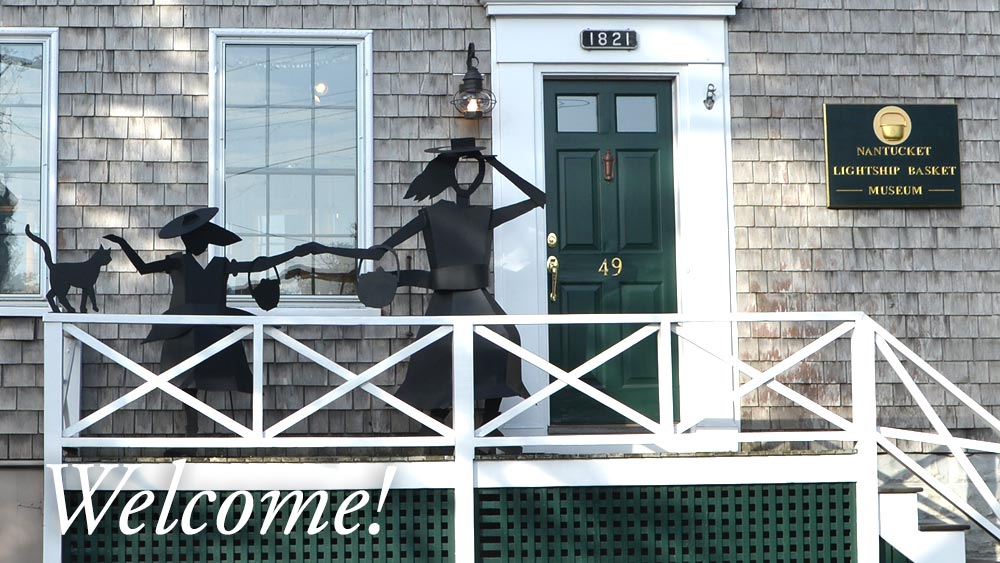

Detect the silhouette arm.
[
  {"left": 375, "top": 211, "right": 427, "bottom": 251},
  {"left": 485, "top": 155, "right": 547, "bottom": 228},
  {"left": 356, "top": 216, "right": 431, "bottom": 287},
  {"left": 227, "top": 247, "right": 306, "bottom": 275},
  {"left": 293, "top": 243, "right": 380, "bottom": 260},
  {"left": 103, "top": 235, "right": 174, "bottom": 274},
  {"left": 293, "top": 213, "right": 427, "bottom": 265}
]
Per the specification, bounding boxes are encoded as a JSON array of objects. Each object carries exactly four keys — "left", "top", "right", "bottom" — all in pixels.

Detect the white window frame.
[
  {"left": 208, "top": 29, "right": 374, "bottom": 310},
  {"left": 0, "top": 28, "right": 59, "bottom": 312}
]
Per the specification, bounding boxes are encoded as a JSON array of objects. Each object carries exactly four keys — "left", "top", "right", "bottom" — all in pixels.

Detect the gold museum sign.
[{"left": 824, "top": 104, "right": 961, "bottom": 208}]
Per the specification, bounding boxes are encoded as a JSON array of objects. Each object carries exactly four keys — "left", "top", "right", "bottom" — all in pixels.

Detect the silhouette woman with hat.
[
  {"left": 309, "top": 138, "right": 546, "bottom": 441},
  {"left": 104, "top": 207, "right": 350, "bottom": 437}
]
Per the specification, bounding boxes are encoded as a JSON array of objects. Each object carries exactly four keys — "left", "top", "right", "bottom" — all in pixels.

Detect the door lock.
[
  {"left": 547, "top": 256, "right": 559, "bottom": 302},
  {"left": 547, "top": 232, "right": 558, "bottom": 248}
]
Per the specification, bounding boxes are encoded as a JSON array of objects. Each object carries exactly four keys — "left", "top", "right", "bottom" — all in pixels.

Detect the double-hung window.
[
  {"left": 0, "top": 29, "right": 57, "bottom": 303},
  {"left": 210, "top": 30, "right": 373, "bottom": 304}
]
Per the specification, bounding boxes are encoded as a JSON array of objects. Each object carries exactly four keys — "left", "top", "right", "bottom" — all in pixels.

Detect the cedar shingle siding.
[{"left": 730, "top": 1, "right": 1000, "bottom": 439}]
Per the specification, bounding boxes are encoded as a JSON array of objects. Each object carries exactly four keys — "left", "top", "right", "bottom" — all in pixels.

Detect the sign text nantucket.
[{"left": 824, "top": 104, "right": 961, "bottom": 208}]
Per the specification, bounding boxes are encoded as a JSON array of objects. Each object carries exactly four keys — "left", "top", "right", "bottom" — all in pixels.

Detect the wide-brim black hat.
[
  {"left": 159, "top": 207, "right": 241, "bottom": 246},
  {"left": 425, "top": 137, "right": 486, "bottom": 155}
]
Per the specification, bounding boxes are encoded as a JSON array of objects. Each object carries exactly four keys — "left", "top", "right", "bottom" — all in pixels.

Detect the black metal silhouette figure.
[
  {"left": 309, "top": 138, "right": 546, "bottom": 433},
  {"left": 104, "top": 207, "right": 352, "bottom": 435},
  {"left": 25, "top": 225, "right": 111, "bottom": 313}
]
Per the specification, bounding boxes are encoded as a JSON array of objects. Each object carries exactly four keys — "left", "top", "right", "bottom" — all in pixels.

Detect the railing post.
[
  {"left": 43, "top": 318, "right": 64, "bottom": 563},
  {"left": 451, "top": 320, "right": 476, "bottom": 563},
  {"left": 253, "top": 321, "right": 264, "bottom": 437},
  {"left": 851, "top": 317, "right": 879, "bottom": 562},
  {"left": 658, "top": 321, "right": 675, "bottom": 438}
]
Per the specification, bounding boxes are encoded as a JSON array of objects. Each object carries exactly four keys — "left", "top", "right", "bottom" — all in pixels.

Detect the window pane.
[
  {"left": 6, "top": 107, "right": 42, "bottom": 167},
  {"left": 224, "top": 108, "right": 266, "bottom": 170},
  {"left": 556, "top": 95, "right": 598, "bottom": 132},
  {"left": 311, "top": 237, "right": 358, "bottom": 296},
  {"left": 268, "top": 175, "right": 312, "bottom": 236},
  {"left": 0, "top": 42, "right": 45, "bottom": 295},
  {"left": 267, "top": 108, "right": 313, "bottom": 169},
  {"left": 5, "top": 174, "right": 40, "bottom": 230},
  {"left": 314, "top": 108, "right": 356, "bottom": 170},
  {"left": 314, "top": 175, "right": 357, "bottom": 237},
  {"left": 224, "top": 174, "right": 267, "bottom": 236},
  {"left": 314, "top": 47, "right": 356, "bottom": 108},
  {"left": 222, "top": 42, "right": 360, "bottom": 297},
  {"left": 267, "top": 47, "right": 312, "bottom": 106},
  {"left": 225, "top": 46, "right": 267, "bottom": 107},
  {"left": 616, "top": 96, "right": 657, "bottom": 133}
]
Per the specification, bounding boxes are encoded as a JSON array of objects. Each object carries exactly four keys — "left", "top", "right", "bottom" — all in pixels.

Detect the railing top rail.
[{"left": 43, "top": 311, "right": 869, "bottom": 326}]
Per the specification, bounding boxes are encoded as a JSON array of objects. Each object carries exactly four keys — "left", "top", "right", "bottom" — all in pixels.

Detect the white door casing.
[{"left": 484, "top": 1, "right": 741, "bottom": 437}]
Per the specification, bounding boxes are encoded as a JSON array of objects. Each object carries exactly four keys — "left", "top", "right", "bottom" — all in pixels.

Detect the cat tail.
[{"left": 24, "top": 225, "right": 54, "bottom": 269}]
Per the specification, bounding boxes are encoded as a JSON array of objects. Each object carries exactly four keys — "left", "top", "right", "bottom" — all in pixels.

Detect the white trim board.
[
  {"left": 482, "top": 0, "right": 741, "bottom": 18},
  {"left": 52, "top": 454, "right": 860, "bottom": 492},
  {"left": 487, "top": 8, "right": 738, "bottom": 435}
]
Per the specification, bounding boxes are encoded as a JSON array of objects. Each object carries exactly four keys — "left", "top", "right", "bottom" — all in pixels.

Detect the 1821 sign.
[
  {"left": 581, "top": 30, "right": 637, "bottom": 50},
  {"left": 824, "top": 104, "right": 961, "bottom": 208}
]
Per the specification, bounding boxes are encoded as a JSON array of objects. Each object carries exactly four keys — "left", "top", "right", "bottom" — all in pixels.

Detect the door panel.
[
  {"left": 545, "top": 79, "right": 677, "bottom": 425},
  {"left": 558, "top": 151, "right": 602, "bottom": 249},
  {"left": 618, "top": 151, "right": 660, "bottom": 250}
]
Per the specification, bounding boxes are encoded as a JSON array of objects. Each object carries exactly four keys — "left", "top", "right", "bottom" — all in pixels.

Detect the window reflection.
[
  {"left": 556, "top": 95, "right": 598, "bottom": 133},
  {"left": 0, "top": 43, "right": 44, "bottom": 295},
  {"left": 223, "top": 44, "right": 359, "bottom": 297}
]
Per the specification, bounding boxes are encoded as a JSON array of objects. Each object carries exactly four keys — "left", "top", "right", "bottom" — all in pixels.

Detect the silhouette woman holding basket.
[
  {"left": 105, "top": 207, "right": 363, "bottom": 438},
  {"left": 309, "top": 138, "right": 547, "bottom": 436}
]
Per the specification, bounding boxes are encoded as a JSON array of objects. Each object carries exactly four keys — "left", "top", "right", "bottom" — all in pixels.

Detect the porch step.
[
  {"left": 879, "top": 485, "right": 967, "bottom": 563},
  {"left": 918, "top": 522, "right": 971, "bottom": 533}
]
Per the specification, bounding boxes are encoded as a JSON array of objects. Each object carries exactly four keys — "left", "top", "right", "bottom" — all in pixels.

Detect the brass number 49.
[{"left": 598, "top": 257, "right": 623, "bottom": 277}]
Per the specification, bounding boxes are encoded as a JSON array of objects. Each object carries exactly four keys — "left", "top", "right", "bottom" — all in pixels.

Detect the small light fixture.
[
  {"left": 451, "top": 43, "right": 496, "bottom": 119},
  {"left": 703, "top": 83, "right": 717, "bottom": 110}
]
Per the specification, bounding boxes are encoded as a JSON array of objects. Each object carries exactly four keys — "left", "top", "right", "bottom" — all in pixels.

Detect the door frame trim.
[{"left": 489, "top": 14, "right": 738, "bottom": 440}]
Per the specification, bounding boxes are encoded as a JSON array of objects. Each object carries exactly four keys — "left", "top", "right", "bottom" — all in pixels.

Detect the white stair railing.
[{"left": 40, "top": 311, "right": 1000, "bottom": 561}]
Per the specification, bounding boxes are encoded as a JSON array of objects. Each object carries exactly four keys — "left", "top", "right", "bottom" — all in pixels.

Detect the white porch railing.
[{"left": 41, "top": 312, "right": 1000, "bottom": 562}]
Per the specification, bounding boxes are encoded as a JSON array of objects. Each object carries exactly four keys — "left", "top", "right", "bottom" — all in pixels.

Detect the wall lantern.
[{"left": 451, "top": 43, "right": 496, "bottom": 119}]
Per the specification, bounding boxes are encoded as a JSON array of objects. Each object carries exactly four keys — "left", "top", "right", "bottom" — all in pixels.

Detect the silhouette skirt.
[{"left": 395, "top": 289, "right": 529, "bottom": 409}]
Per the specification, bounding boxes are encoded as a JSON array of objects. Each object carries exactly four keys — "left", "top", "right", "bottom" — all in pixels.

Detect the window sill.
[
  {"left": 227, "top": 297, "right": 382, "bottom": 317},
  {"left": 0, "top": 301, "right": 49, "bottom": 317}
]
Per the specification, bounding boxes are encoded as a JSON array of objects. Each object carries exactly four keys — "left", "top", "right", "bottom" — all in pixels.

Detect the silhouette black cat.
[{"left": 25, "top": 225, "right": 111, "bottom": 313}]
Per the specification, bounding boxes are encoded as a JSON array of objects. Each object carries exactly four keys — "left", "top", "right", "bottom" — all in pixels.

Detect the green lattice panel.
[
  {"left": 62, "top": 489, "right": 452, "bottom": 563},
  {"left": 477, "top": 483, "right": 857, "bottom": 562}
]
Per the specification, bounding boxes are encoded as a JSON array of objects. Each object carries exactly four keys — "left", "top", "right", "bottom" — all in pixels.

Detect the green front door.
[{"left": 545, "top": 79, "right": 677, "bottom": 425}]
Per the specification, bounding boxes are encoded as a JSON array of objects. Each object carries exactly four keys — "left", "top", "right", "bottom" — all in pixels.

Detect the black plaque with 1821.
[
  {"left": 824, "top": 104, "right": 961, "bottom": 209},
  {"left": 581, "top": 30, "right": 637, "bottom": 50}
]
